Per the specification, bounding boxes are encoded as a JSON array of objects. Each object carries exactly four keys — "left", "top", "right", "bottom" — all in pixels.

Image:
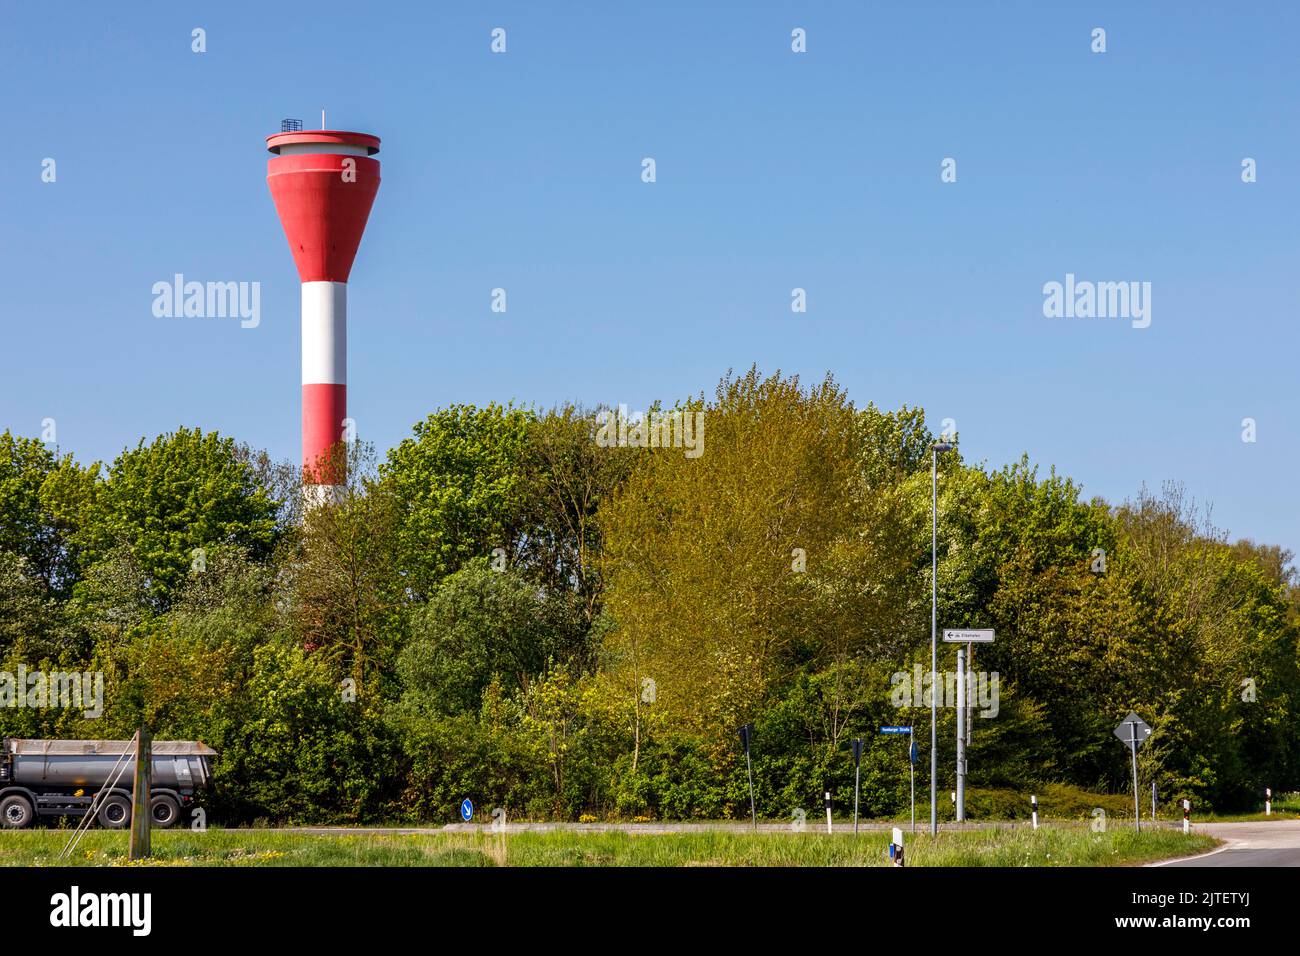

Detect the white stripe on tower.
[
  {"left": 302, "top": 281, "right": 346, "bottom": 384},
  {"left": 302, "top": 280, "right": 347, "bottom": 507}
]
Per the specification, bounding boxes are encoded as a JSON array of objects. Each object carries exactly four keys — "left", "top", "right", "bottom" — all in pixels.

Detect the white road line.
[{"left": 1147, "top": 841, "right": 1234, "bottom": 867}]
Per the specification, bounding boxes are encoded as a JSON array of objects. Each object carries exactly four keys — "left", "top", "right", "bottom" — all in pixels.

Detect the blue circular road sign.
[{"left": 460, "top": 798, "right": 474, "bottom": 822}]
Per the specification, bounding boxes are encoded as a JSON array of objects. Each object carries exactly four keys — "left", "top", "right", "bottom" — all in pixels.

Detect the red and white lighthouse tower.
[{"left": 266, "top": 124, "right": 381, "bottom": 506}]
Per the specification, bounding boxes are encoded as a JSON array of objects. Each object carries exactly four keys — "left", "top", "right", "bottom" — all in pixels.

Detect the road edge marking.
[{"left": 1146, "top": 840, "right": 1232, "bottom": 867}]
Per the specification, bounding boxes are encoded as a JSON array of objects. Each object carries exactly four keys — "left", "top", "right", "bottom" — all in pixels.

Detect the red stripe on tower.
[{"left": 266, "top": 126, "right": 380, "bottom": 505}]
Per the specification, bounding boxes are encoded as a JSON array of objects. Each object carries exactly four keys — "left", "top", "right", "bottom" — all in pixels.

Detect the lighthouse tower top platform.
[{"left": 266, "top": 129, "right": 380, "bottom": 156}]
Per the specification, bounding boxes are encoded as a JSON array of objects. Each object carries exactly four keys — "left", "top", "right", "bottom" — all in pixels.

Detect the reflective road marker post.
[
  {"left": 1031, "top": 794, "right": 1038, "bottom": 830},
  {"left": 824, "top": 790, "right": 833, "bottom": 834},
  {"left": 1152, "top": 782, "right": 1158, "bottom": 822},
  {"left": 890, "top": 827, "right": 905, "bottom": 867},
  {"left": 1266, "top": 787, "right": 1272, "bottom": 816},
  {"left": 1182, "top": 798, "right": 1191, "bottom": 834}
]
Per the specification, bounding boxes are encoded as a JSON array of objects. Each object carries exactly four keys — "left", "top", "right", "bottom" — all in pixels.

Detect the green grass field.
[{"left": 0, "top": 826, "right": 1216, "bottom": 867}]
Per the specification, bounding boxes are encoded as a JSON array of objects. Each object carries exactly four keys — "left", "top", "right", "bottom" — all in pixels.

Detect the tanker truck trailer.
[{"left": 0, "top": 738, "right": 215, "bottom": 829}]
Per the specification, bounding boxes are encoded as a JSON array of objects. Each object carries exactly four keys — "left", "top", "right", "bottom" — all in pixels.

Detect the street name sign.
[{"left": 943, "top": 629, "right": 995, "bottom": 643}]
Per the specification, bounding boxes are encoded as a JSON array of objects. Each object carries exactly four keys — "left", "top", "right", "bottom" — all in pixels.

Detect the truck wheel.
[
  {"left": 97, "top": 794, "right": 131, "bottom": 829},
  {"left": 0, "top": 795, "right": 34, "bottom": 829},
  {"left": 150, "top": 794, "right": 181, "bottom": 829}
]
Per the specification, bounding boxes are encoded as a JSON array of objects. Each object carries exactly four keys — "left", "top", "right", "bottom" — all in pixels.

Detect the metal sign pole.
[
  {"left": 1129, "top": 721, "right": 1140, "bottom": 833},
  {"left": 966, "top": 644, "right": 974, "bottom": 748},
  {"left": 910, "top": 730, "right": 916, "bottom": 833},
  {"left": 851, "top": 738, "right": 863, "bottom": 835},
  {"left": 738, "top": 724, "right": 756, "bottom": 831},
  {"left": 930, "top": 448, "right": 938, "bottom": 838},
  {"left": 1113, "top": 711, "right": 1151, "bottom": 833},
  {"left": 956, "top": 646, "right": 966, "bottom": 822}
]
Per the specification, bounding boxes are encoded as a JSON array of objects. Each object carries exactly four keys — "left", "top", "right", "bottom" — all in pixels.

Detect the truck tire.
[
  {"left": 97, "top": 793, "right": 131, "bottom": 829},
  {"left": 150, "top": 794, "right": 181, "bottom": 829},
  {"left": 0, "top": 795, "right": 34, "bottom": 829}
]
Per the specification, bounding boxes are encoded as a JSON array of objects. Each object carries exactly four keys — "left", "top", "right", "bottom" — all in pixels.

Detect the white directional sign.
[
  {"left": 942, "top": 629, "right": 995, "bottom": 643},
  {"left": 1113, "top": 712, "right": 1152, "bottom": 748}
]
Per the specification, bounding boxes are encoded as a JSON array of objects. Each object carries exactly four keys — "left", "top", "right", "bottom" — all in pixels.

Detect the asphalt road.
[{"left": 1154, "top": 821, "right": 1300, "bottom": 867}]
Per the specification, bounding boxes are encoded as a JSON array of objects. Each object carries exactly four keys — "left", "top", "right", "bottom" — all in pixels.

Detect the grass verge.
[{"left": 0, "top": 826, "right": 1216, "bottom": 867}]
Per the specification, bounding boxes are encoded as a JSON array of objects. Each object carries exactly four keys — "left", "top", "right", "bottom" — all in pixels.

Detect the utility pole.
[{"left": 129, "top": 726, "right": 152, "bottom": 860}]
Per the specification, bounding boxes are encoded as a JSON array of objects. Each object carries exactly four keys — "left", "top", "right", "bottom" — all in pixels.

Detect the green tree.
[
  {"left": 600, "top": 369, "right": 887, "bottom": 755},
  {"left": 381, "top": 404, "right": 533, "bottom": 598},
  {"left": 287, "top": 444, "right": 407, "bottom": 695},
  {"left": 0, "top": 431, "right": 91, "bottom": 594},
  {"left": 516, "top": 405, "right": 636, "bottom": 621},
  {"left": 397, "top": 562, "right": 588, "bottom": 717},
  {"left": 75, "top": 428, "right": 279, "bottom": 608}
]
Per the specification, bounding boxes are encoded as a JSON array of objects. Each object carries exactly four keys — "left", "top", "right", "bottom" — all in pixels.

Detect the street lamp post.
[{"left": 930, "top": 440, "right": 952, "bottom": 837}]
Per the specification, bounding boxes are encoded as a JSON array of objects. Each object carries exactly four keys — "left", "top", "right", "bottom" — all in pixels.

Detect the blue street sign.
[
  {"left": 879, "top": 726, "right": 912, "bottom": 734},
  {"left": 909, "top": 741, "right": 918, "bottom": 765},
  {"left": 460, "top": 798, "right": 474, "bottom": 822}
]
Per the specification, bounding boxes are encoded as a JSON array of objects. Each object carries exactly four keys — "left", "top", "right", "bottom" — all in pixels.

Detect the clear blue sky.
[{"left": 3, "top": 2, "right": 1298, "bottom": 553}]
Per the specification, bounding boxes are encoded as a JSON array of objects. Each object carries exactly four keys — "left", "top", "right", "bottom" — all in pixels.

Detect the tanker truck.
[{"left": 0, "top": 738, "right": 215, "bottom": 830}]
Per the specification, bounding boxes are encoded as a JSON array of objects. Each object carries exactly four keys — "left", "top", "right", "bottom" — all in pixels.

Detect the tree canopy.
[{"left": 1, "top": 371, "right": 1295, "bottom": 822}]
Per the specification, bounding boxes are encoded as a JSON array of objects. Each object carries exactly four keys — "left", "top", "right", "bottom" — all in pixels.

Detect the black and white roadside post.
[
  {"left": 890, "top": 826, "right": 905, "bottom": 867},
  {"left": 851, "top": 738, "right": 863, "bottom": 835},
  {"left": 824, "top": 790, "right": 833, "bottom": 834},
  {"left": 1266, "top": 787, "right": 1272, "bottom": 816},
  {"left": 738, "top": 723, "right": 756, "bottom": 831},
  {"left": 1182, "top": 798, "right": 1191, "bottom": 834},
  {"left": 1113, "top": 711, "right": 1152, "bottom": 833},
  {"left": 1030, "top": 794, "right": 1039, "bottom": 831}
]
